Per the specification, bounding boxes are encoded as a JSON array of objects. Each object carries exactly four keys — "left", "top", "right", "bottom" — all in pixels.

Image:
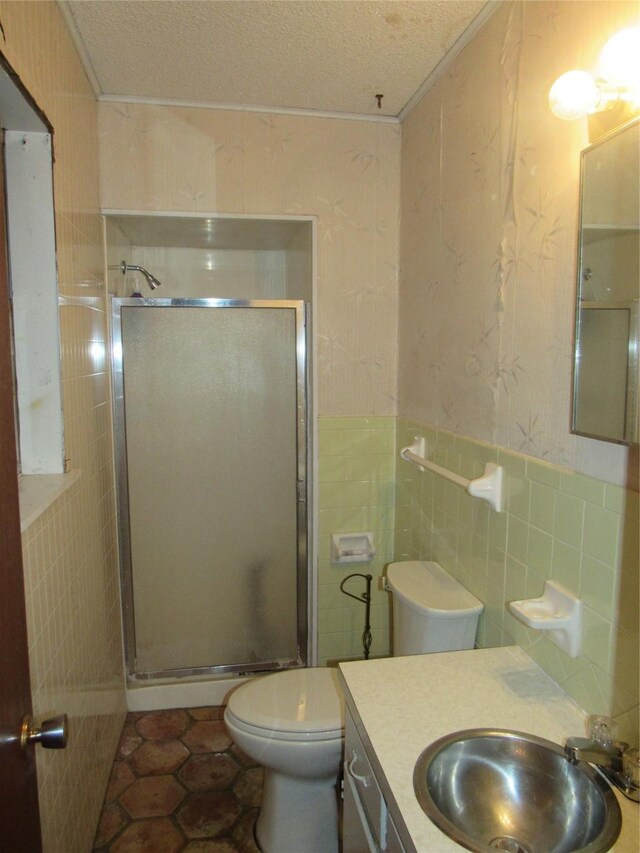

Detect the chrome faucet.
[
  {"left": 565, "top": 736, "right": 626, "bottom": 770},
  {"left": 565, "top": 716, "right": 639, "bottom": 802}
]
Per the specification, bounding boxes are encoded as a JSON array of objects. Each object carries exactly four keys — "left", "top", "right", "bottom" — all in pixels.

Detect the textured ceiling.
[{"left": 62, "top": 0, "right": 493, "bottom": 118}]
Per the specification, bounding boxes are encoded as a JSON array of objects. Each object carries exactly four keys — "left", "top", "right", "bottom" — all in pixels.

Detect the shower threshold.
[{"left": 126, "top": 672, "right": 253, "bottom": 712}]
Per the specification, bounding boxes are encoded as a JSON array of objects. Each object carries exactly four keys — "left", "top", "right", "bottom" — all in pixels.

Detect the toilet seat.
[
  {"left": 226, "top": 667, "right": 344, "bottom": 741},
  {"left": 225, "top": 710, "right": 343, "bottom": 742}
]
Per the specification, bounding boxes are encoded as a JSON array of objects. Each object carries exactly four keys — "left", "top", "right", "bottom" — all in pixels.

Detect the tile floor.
[{"left": 93, "top": 707, "right": 262, "bottom": 853}]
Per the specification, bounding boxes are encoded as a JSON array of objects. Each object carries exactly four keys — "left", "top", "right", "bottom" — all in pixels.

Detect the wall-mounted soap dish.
[{"left": 509, "top": 580, "right": 581, "bottom": 658}]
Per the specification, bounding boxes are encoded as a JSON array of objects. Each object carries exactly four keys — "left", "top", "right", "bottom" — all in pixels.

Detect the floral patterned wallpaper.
[
  {"left": 99, "top": 105, "right": 400, "bottom": 417},
  {"left": 399, "top": 0, "right": 638, "bottom": 488}
]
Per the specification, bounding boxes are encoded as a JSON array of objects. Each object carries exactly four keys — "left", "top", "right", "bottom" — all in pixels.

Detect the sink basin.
[{"left": 413, "top": 728, "right": 621, "bottom": 853}]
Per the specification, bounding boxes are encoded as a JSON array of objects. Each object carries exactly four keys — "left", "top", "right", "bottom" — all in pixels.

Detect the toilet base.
[{"left": 256, "top": 768, "right": 339, "bottom": 853}]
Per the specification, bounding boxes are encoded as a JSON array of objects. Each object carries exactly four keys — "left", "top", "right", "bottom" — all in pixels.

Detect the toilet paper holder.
[{"left": 331, "top": 532, "right": 375, "bottom": 563}]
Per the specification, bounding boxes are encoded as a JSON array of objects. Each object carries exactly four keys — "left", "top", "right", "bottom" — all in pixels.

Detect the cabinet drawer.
[{"left": 344, "top": 712, "right": 385, "bottom": 843}]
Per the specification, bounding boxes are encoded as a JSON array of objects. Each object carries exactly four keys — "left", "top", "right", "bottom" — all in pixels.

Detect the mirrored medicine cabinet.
[{"left": 573, "top": 118, "right": 639, "bottom": 444}]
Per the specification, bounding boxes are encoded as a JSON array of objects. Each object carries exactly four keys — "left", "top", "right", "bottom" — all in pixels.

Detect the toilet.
[
  {"left": 224, "top": 667, "right": 344, "bottom": 853},
  {"left": 386, "top": 560, "right": 483, "bottom": 655},
  {"left": 224, "top": 560, "right": 483, "bottom": 852}
]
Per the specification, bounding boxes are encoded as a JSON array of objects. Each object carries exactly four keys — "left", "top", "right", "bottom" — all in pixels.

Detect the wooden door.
[{"left": 0, "top": 140, "right": 43, "bottom": 852}]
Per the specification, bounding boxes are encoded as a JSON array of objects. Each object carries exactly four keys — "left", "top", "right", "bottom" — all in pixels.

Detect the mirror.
[{"left": 573, "top": 118, "right": 639, "bottom": 444}]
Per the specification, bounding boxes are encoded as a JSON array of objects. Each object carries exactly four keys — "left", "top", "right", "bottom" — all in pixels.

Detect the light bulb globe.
[
  {"left": 549, "top": 70, "right": 600, "bottom": 120},
  {"left": 600, "top": 27, "right": 640, "bottom": 88}
]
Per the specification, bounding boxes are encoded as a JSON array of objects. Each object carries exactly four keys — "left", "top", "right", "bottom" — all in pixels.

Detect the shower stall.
[{"left": 111, "top": 294, "right": 310, "bottom": 686}]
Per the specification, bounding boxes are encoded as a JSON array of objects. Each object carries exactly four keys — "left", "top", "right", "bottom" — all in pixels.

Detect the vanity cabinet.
[
  {"left": 343, "top": 708, "right": 406, "bottom": 852},
  {"left": 339, "top": 649, "right": 639, "bottom": 853}
]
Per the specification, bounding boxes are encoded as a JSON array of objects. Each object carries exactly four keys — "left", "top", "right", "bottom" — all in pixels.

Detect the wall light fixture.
[{"left": 549, "top": 27, "right": 640, "bottom": 134}]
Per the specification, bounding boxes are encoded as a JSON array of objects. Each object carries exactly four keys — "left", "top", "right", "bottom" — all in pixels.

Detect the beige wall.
[
  {"left": 99, "top": 103, "right": 401, "bottom": 416},
  {"left": 0, "top": 2, "right": 125, "bottom": 850},
  {"left": 398, "top": 0, "right": 638, "bottom": 740},
  {"left": 399, "top": 0, "right": 638, "bottom": 488}
]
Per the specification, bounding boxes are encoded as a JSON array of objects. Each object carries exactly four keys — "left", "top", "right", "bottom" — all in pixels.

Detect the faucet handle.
[
  {"left": 623, "top": 748, "right": 640, "bottom": 788},
  {"left": 587, "top": 715, "right": 618, "bottom": 748}
]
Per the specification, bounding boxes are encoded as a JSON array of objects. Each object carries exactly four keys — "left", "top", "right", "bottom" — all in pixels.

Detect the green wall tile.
[
  {"left": 488, "top": 510, "right": 507, "bottom": 551},
  {"left": 322, "top": 415, "right": 632, "bottom": 728},
  {"left": 551, "top": 540, "right": 581, "bottom": 594},
  {"left": 581, "top": 555, "right": 616, "bottom": 621},
  {"left": 506, "top": 515, "right": 528, "bottom": 564},
  {"left": 553, "top": 492, "right": 584, "bottom": 549},
  {"left": 561, "top": 471, "right": 605, "bottom": 507},
  {"left": 526, "top": 457, "right": 561, "bottom": 489},
  {"left": 318, "top": 417, "right": 354, "bottom": 430},
  {"left": 318, "top": 456, "right": 346, "bottom": 483},
  {"left": 319, "top": 482, "right": 345, "bottom": 509},
  {"left": 527, "top": 527, "right": 552, "bottom": 578},
  {"left": 603, "top": 483, "right": 625, "bottom": 513},
  {"left": 529, "top": 481, "right": 556, "bottom": 533},
  {"left": 582, "top": 608, "right": 613, "bottom": 672},
  {"left": 583, "top": 504, "right": 619, "bottom": 567},
  {"left": 505, "top": 556, "right": 528, "bottom": 601},
  {"left": 509, "top": 479, "right": 531, "bottom": 522}
]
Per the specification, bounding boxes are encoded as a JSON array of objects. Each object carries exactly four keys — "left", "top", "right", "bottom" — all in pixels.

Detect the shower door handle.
[{"left": 296, "top": 480, "right": 306, "bottom": 503}]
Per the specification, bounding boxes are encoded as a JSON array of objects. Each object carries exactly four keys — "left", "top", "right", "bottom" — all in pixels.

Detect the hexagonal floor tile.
[
  {"left": 232, "top": 808, "right": 261, "bottom": 853},
  {"left": 129, "top": 738, "right": 190, "bottom": 776},
  {"left": 178, "top": 753, "right": 240, "bottom": 792},
  {"left": 93, "top": 801, "right": 128, "bottom": 848},
  {"left": 176, "top": 791, "right": 241, "bottom": 839},
  {"left": 183, "top": 842, "right": 239, "bottom": 852},
  {"left": 181, "top": 721, "right": 232, "bottom": 754},
  {"left": 110, "top": 817, "right": 184, "bottom": 853},
  {"left": 189, "top": 706, "right": 225, "bottom": 721},
  {"left": 116, "top": 721, "right": 143, "bottom": 760},
  {"left": 105, "top": 760, "right": 136, "bottom": 801},
  {"left": 232, "top": 766, "right": 264, "bottom": 806},
  {"left": 136, "top": 709, "right": 190, "bottom": 741},
  {"left": 119, "top": 775, "right": 186, "bottom": 819}
]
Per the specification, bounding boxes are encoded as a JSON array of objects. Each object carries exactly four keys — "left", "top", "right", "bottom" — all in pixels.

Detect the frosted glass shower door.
[{"left": 114, "top": 300, "right": 306, "bottom": 676}]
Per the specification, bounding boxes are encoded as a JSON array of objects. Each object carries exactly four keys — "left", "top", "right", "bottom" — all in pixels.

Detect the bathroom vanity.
[{"left": 338, "top": 647, "right": 639, "bottom": 852}]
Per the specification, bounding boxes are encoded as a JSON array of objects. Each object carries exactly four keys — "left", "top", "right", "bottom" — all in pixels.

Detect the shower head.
[{"left": 119, "top": 260, "right": 162, "bottom": 290}]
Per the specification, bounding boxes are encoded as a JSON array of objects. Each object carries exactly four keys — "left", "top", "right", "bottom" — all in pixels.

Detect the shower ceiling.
[
  {"left": 61, "top": 0, "right": 496, "bottom": 119},
  {"left": 110, "top": 214, "right": 309, "bottom": 251}
]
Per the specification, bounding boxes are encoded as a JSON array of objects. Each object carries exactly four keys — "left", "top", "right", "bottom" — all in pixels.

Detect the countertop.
[{"left": 338, "top": 646, "right": 639, "bottom": 852}]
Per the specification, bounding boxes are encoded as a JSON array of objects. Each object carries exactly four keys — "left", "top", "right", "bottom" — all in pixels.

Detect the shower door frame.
[{"left": 111, "top": 297, "right": 309, "bottom": 681}]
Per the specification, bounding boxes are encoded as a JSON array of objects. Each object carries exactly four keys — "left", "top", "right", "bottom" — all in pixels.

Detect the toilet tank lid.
[{"left": 386, "top": 561, "right": 483, "bottom": 617}]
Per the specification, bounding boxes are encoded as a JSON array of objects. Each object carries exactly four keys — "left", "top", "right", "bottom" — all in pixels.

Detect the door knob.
[{"left": 20, "top": 714, "right": 68, "bottom": 749}]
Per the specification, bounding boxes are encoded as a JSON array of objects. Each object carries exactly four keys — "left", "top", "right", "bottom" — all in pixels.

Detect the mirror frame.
[{"left": 572, "top": 117, "right": 640, "bottom": 446}]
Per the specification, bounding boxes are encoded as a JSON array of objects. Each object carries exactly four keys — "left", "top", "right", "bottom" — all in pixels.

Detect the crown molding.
[
  {"left": 98, "top": 93, "right": 401, "bottom": 125},
  {"left": 398, "top": 0, "right": 501, "bottom": 123}
]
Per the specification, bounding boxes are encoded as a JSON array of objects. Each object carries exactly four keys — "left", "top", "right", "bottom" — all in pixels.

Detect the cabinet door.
[
  {"left": 385, "top": 812, "right": 406, "bottom": 853},
  {"left": 343, "top": 769, "right": 380, "bottom": 853},
  {"left": 343, "top": 711, "right": 387, "bottom": 851}
]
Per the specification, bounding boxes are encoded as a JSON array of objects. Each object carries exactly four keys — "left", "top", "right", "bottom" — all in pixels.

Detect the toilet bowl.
[{"left": 224, "top": 667, "right": 344, "bottom": 853}]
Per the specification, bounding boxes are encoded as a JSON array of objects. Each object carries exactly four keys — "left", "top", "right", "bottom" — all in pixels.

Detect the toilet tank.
[{"left": 386, "top": 561, "right": 483, "bottom": 656}]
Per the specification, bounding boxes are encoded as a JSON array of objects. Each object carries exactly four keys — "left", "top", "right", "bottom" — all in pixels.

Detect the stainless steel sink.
[{"left": 413, "top": 729, "right": 622, "bottom": 853}]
